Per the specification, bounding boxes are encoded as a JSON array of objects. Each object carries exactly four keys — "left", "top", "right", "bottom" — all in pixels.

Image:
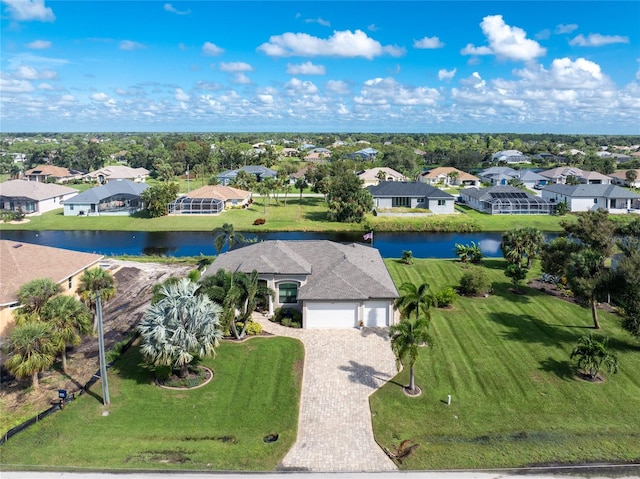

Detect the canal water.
[{"left": 0, "top": 230, "right": 515, "bottom": 259}]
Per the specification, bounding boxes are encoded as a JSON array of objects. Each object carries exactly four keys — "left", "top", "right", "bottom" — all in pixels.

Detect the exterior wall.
[
  {"left": 373, "top": 197, "right": 393, "bottom": 209},
  {"left": 427, "top": 198, "right": 455, "bottom": 214},
  {"left": 64, "top": 202, "right": 94, "bottom": 216},
  {"left": 36, "top": 193, "right": 77, "bottom": 214},
  {"left": 460, "top": 194, "right": 486, "bottom": 213}
]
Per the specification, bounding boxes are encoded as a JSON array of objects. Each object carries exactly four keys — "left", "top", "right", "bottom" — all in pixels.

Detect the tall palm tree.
[
  {"left": 389, "top": 315, "right": 432, "bottom": 394},
  {"left": 5, "top": 322, "right": 57, "bottom": 390},
  {"left": 138, "top": 279, "right": 223, "bottom": 378},
  {"left": 77, "top": 267, "right": 116, "bottom": 333},
  {"left": 520, "top": 227, "right": 545, "bottom": 268},
  {"left": 212, "top": 223, "right": 246, "bottom": 255},
  {"left": 394, "top": 281, "right": 432, "bottom": 320},
  {"left": 567, "top": 249, "right": 608, "bottom": 329},
  {"left": 41, "top": 295, "right": 93, "bottom": 374},
  {"left": 233, "top": 270, "right": 274, "bottom": 339}
]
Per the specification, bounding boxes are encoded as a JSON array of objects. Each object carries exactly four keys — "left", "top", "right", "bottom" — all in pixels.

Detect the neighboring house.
[
  {"left": 460, "top": 185, "right": 553, "bottom": 215},
  {"left": 419, "top": 167, "right": 479, "bottom": 187},
  {"left": 62, "top": 180, "right": 148, "bottom": 216},
  {"left": 217, "top": 165, "right": 277, "bottom": 186},
  {"left": 0, "top": 240, "right": 103, "bottom": 336},
  {"left": 541, "top": 184, "right": 640, "bottom": 213},
  {"left": 201, "top": 240, "right": 399, "bottom": 329},
  {"left": 609, "top": 170, "right": 640, "bottom": 188},
  {"left": 0, "top": 179, "right": 77, "bottom": 214},
  {"left": 24, "top": 164, "right": 82, "bottom": 183},
  {"left": 491, "top": 150, "right": 531, "bottom": 164},
  {"left": 349, "top": 147, "right": 379, "bottom": 160},
  {"left": 367, "top": 181, "right": 455, "bottom": 214},
  {"left": 303, "top": 151, "right": 330, "bottom": 162},
  {"left": 517, "top": 169, "right": 547, "bottom": 190},
  {"left": 85, "top": 165, "right": 150, "bottom": 184},
  {"left": 358, "top": 167, "right": 406, "bottom": 187},
  {"left": 168, "top": 185, "right": 251, "bottom": 215},
  {"left": 539, "top": 167, "right": 612, "bottom": 185},
  {"left": 478, "top": 167, "right": 519, "bottom": 185}
]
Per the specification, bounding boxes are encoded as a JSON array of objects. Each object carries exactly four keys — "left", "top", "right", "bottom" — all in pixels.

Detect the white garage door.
[
  {"left": 305, "top": 302, "right": 358, "bottom": 329},
  {"left": 363, "top": 301, "right": 389, "bottom": 327}
]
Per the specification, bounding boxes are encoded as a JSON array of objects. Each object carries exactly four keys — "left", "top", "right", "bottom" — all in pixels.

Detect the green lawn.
[
  {"left": 372, "top": 258, "right": 640, "bottom": 469},
  {"left": 0, "top": 337, "right": 304, "bottom": 471}
]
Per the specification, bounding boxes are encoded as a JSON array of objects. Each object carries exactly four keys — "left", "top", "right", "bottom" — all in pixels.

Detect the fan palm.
[
  {"left": 389, "top": 315, "right": 432, "bottom": 394},
  {"left": 5, "top": 322, "right": 57, "bottom": 390},
  {"left": 41, "top": 295, "right": 93, "bottom": 373},
  {"left": 138, "top": 279, "right": 223, "bottom": 378}
]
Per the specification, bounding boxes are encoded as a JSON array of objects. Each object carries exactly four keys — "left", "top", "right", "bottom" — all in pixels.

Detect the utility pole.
[{"left": 96, "top": 293, "right": 110, "bottom": 405}]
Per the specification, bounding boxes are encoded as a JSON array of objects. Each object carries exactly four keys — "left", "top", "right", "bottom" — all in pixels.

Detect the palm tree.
[
  {"left": 138, "top": 279, "right": 223, "bottom": 378},
  {"left": 295, "top": 178, "right": 308, "bottom": 200},
  {"left": 566, "top": 249, "right": 608, "bottom": 329},
  {"left": 5, "top": 322, "right": 57, "bottom": 390},
  {"left": 389, "top": 315, "right": 432, "bottom": 394},
  {"left": 40, "top": 295, "right": 93, "bottom": 374},
  {"left": 16, "top": 278, "right": 61, "bottom": 318},
  {"left": 570, "top": 334, "right": 618, "bottom": 380},
  {"left": 77, "top": 267, "right": 116, "bottom": 333},
  {"left": 232, "top": 270, "right": 274, "bottom": 339},
  {"left": 212, "top": 223, "right": 246, "bottom": 255},
  {"left": 502, "top": 227, "right": 543, "bottom": 268},
  {"left": 626, "top": 169, "right": 638, "bottom": 187},
  {"left": 520, "top": 227, "right": 545, "bottom": 268},
  {"left": 394, "top": 281, "right": 432, "bottom": 320}
]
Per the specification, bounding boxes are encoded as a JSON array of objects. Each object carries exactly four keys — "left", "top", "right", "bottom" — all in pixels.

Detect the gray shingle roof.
[
  {"left": 63, "top": 180, "right": 148, "bottom": 204},
  {"left": 203, "top": 240, "right": 398, "bottom": 301},
  {"left": 0, "top": 179, "right": 77, "bottom": 200},
  {"left": 544, "top": 184, "right": 640, "bottom": 199},
  {"left": 460, "top": 185, "right": 537, "bottom": 201},
  {"left": 367, "top": 181, "right": 453, "bottom": 198}
]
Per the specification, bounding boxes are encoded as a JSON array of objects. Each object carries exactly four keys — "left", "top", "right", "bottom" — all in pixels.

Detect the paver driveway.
[{"left": 253, "top": 315, "right": 398, "bottom": 472}]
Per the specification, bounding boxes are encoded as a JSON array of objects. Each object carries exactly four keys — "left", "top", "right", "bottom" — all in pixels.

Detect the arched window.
[{"left": 279, "top": 283, "right": 298, "bottom": 303}]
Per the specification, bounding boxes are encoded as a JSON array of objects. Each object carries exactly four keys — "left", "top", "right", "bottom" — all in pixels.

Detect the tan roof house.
[
  {"left": 357, "top": 167, "right": 406, "bottom": 187},
  {"left": 0, "top": 240, "right": 103, "bottom": 336},
  {"left": 85, "top": 165, "right": 149, "bottom": 184},
  {"left": 419, "top": 167, "right": 480, "bottom": 187},
  {"left": 0, "top": 179, "right": 78, "bottom": 215},
  {"left": 168, "top": 185, "right": 251, "bottom": 215},
  {"left": 608, "top": 170, "right": 640, "bottom": 188},
  {"left": 24, "top": 164, "right": 81, "bottom": 183}
]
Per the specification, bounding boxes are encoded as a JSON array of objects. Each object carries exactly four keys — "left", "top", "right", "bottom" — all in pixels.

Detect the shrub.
[
  {"left": 245, "top": 321, "right": 263, "bottom": 335},
  {"left": 187, "top": 269, "right": 201, "bottom": 282},
  {"left": 432, "top": 287, "right": 457, "bottom": 307},
  {"left": 273, "top": 307, "right": 302, "bottom": 328},
  {"left": 459, "top": 267, "right": 491, "bottom": 296},
  {"left": 253, "top": 218, "right": 266, "bottom": 225},
  {"left": 401, "top": 250, "right": 414, "bottom": 265}
]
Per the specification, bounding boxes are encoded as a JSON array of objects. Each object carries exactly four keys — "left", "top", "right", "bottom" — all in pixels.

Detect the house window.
[
  {"left": 392, "top": 197, "right": 410, "bottom": 207},
  {"left": 417, "top": 198, "right": 424, "bottom": 203},
  {"left": 437, "top": 200, "right": 446, "bottom": 206},
  {"left": 594, "top": 198, "right": 598, "bottom": 204},
  {"left": 279, "top": 283, "right": 298, "bottom": 303},
  {"left": 70, "top": 205, "right": 74, "bottom": 210},
  {"left": 68, "top": 277, "right": 73, "bottom": 289}
]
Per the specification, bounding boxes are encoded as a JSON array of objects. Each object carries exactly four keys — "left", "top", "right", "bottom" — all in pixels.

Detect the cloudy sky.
[{"left": 1, "top": 1, "right": 639, "bottom": 134}]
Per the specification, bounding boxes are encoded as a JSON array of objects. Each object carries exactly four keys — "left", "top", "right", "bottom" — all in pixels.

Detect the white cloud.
[
  {"left": 219, "top": 62, "right": 253, "bottom": 72},
  {"left": 202, "top": 41, "right": 224, "bottom": 56},
  {"left": 460, "top": 72, "right": 486, "bottom": 89},
  {"left": 413, "top": 36, "right": 444, "bottom": 49},
  {"left": 570, "top": 33, "right": 630, "bottom": 47},
  {"left": 285, "top": 78, "right": 319, "bottom": 96},
  {"left": 511, "top": 57, "right": 607, "bottom": 89},
  {"left": 25, "top": 40, "right": 51, "bottom": 49},
  {"left": 257, "top": 29, "right": 405, "bottom": 59},
  {"left": 305, "top": 17, "right": 330, "bottom": 27},
  {"left": 1, "top": 0, "right": 55, "bottom": 22},
  {"left": 14, "top": 65, "right": 57, "bottom": 80},
  {"left": 438, "top": 68, "right": 456, "bottom": 81},
  {"left": 354, "top": 77, "right": 440, "bottom": 106},
  {"left": 164, "top": 3, "right": 190, "bottom": 15},
  {"left": 231, "top": 73, "right": 251, "bottom": 85},
  {"left": 90, "top": 92, "right": 111, "bottom": 102},
  {"left": 462, "top": 15, "right": 546, "bottom": 61},
  {"left": 0, "top": 76, "right": 34, "bottom": 93},
  {"left": 286, "top": 61, "right": 326, "bottom": 75},
  {"left": 555, "top": 24, "right": 578, "bottom": 34},
  {"left": 175, "top": 88, "right": 190, "bottom": 102},
  {"left": 326, "top": 80, "right": 350, "bottom": 95},
  {"left": 119, "top": 40, "right": 145, "bottom": 51},
  {"left": 258, "top": 94, "right": 274, "bottom": 104}
]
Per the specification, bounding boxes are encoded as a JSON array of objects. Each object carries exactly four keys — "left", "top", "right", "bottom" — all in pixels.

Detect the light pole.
[{"left": 96, "top": 292, "right": 110, "bottom": 405}]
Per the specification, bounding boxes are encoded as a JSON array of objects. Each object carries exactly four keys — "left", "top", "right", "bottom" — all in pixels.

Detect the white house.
[
  {"left": 0, "top": 180, "right": 77, "bottom": 215},
  {"left": 541, "top": 184, "right": 640, "bottom": 213}
]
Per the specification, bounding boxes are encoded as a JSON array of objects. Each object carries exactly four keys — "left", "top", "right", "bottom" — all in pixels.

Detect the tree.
[
  {"left": 401, "top": 250, "right": 414, "bottom": 265},
  {"left": 561, "top": 210, "right": 615, "bottom": 257},
  {"left": 541, "top": 236, "right": 582, "bottom": 278},
  {"left": 389, "top": 315, "right": 432, "bottom": 394},
  {"left": 138, "top": 279, "right": 223, "bottom": 378},
  {"left": 609, "top": 238, "right": 640, "bottom": 337},
  {"left": 15, "top": 278, "right": 61, "bottom": 318},
  {"left": 4, "top": 322, "right": 57, "bottom": 390},
  {"left": 141, "top": 182, "right": 179, "bottom": 217},
  {"left": 454, "top": 242, "right": 483, "bottom": 263},
  {"left": 625, "top": 169, "right": 638, "bottom": 186},
  {"left": 40, "top": 295, "right": 92, "bottom": 373},
  {"left": 570, "top": 334, "right": 618, "bottom": 381},
  {"left": 77, "top": 267, "right": 117, "bottom": 333},
  {"left": 394, "top": 282, "right": 432, "bottom": 320},
  {"left": 212, "top": 223, "right": 246, "bottom": 255},
  {"left": 504, "top": 263, "right": 528, "bottom": 293},
  {"left": 326, "top": 164, "right": 373, "bottom": 223},
  {"left": 295, "top": 177, "right": 308, "bottom": 200},
  {"left": 501, "top": 227, "right": 544, "bottom": 268},
  {"left": 566, "top": 249, "right": 608, "bottom": 329},
  {"left": 459, "top": 267, "right": 491, "bottom": 296}
]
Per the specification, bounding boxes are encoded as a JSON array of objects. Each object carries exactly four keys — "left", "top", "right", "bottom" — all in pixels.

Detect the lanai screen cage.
[
  {"left": 487, "top": 192, "right": 552, "bottom": 215},
  {"left": 167, "top": 197, "right": 224, "bottom": 215}
]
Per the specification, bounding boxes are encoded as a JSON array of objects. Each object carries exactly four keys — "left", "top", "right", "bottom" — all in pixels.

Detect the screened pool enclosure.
[{"left": 167, "top": 196, "right": 224, "bottom": 214}]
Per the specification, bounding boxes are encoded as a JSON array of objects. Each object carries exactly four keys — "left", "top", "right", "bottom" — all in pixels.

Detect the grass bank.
[
  {"left": 372, "top": 258, "right": 640, "bottom": 469},
  {"left": 0, "top": 337, "right": 304, "bottom": 471},
  {"left": 0, "top": 196, "right": 576, "bottom": 233}
]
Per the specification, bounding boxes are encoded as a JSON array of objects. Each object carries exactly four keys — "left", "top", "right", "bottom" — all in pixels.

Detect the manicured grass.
[
  {"left": 0, "top": 337, "right": 304, "bottom": 471},
  {"left": 0, "top": 196, "right": 576, "bottom": 233},
  {"left": 372, "top": 258, "right": 640, "bottom": 469}
]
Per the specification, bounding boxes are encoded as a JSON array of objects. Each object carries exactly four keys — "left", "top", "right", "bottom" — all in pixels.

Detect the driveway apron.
[{"left": 253, "top": 315, "right": 398, "bottom": 472}]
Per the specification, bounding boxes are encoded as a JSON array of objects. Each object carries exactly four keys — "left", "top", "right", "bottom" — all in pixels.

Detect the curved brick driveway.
[{"left": 253, "top": 314, "right": 398, "bottom": 472}]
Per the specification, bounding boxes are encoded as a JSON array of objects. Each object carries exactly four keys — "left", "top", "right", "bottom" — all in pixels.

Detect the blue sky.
[{"left": 1, "top": 1, "right": 639, "bottom": 134}]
